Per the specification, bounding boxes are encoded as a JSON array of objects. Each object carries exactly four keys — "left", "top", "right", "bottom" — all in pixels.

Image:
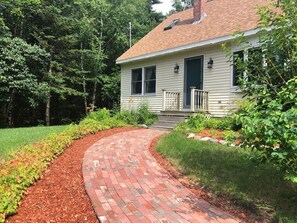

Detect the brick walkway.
[{"left": 82, "top": 129, "right": 239, "bottom": 223}]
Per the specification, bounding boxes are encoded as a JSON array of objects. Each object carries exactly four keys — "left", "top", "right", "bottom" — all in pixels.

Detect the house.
[{"left": 116, "top": 0, "right": 270, "bottom": 117}]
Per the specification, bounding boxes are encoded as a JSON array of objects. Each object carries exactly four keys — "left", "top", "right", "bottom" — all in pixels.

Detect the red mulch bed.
[
  {"left": 6, "top": 127, "right": 137, "bottom": 223},
  {"left": 149, "top": 136, "right": 264, "bottom": 223}
]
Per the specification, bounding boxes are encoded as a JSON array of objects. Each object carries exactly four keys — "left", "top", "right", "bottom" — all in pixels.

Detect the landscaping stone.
[
  {"left": 208, "top": 138, "right": 219, "bottom": 143},
  {"left": 187, "top": 133, "right": 195, "bottom": 139},
  {"left": 200, "top": 137, "right": 211, "bottom": 141},
  {"left": 219, "top": 140, "right": 228, "bottom": 145},
  {"left": 140, "top": 124, "right": 148, "bottom": 129},
  {"left": 194, "top": 135, "right": 202, "bottom": 140}
]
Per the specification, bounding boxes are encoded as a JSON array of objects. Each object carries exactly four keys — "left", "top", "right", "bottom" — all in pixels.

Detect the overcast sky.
[{"left": 153, "top": 0, "right": 173, "bottom": 15}]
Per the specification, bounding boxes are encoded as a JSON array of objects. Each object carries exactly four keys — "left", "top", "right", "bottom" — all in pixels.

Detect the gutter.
[{"left": 116, "top": 28, "right": 262, "bottom": 65}]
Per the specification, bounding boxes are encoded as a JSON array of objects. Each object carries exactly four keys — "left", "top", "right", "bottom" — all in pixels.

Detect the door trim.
[{"left": 183, "top": 55, "right": 204, "bottom": 108}]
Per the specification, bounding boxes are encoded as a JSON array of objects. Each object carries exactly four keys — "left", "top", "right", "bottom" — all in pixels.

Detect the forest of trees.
[{"left": 0, "top": 0, "right": 166, "bottom": 128}]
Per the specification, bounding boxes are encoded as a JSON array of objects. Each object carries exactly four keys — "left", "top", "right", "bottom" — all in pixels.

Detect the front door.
[{"left": 184, "top": 56, "right": 204, "bottom": 108}]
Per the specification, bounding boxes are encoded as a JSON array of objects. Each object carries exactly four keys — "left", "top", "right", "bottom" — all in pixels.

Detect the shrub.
[
  {"left": 114, "top": 102, "right": 157, "bottom": 126},
  {"left": 174, "top": 113, "right": 205, "bottom": 133},
  {"left": 174, "top": 113, "right": 237, "bottom": 133},
  {"left": 86, "top": 108, "right": 110, "bottom": 121},
  {"left": 203, "top": 118, "right": 235, "bottom": 130},
  {"left": 114, "top": 110, "right": 138, "bottom": 125},
  {"left": 235, "top": 77, "right": 297, "bottom": 182}
]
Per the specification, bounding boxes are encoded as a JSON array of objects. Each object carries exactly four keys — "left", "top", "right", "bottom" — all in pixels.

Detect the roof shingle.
[{"left": 117, "top": 0, "right": 271, "bottom": 62}]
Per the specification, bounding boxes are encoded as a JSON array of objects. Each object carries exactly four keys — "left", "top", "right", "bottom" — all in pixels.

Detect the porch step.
[{"left": 150, "top": 111, "right": 193, "bottom": 131}]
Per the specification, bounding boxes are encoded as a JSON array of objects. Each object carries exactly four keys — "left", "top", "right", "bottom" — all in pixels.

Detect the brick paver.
[{"left": 83, "top": 129, "right": 239, "bottom": 223}]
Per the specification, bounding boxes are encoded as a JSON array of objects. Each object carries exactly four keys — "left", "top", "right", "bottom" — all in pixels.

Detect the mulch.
[
  {"left": 6, "top": 126, "right": 137, "bottom": 223},
  {"left": 149, "top": 135, "right": 264, "bottom": 223}
]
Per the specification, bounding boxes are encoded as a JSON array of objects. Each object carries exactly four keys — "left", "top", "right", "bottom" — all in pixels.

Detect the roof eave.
[{"left": 116, "top": 28, "right": 261, "bottom": 65}]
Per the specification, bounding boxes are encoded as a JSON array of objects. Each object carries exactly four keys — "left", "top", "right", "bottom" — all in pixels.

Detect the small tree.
[
  {"left": 0, "top": 37, "right": 49, "bottom": 127},
  {"left": 230, "top": 0, "right": 297, "bottom": 182}
]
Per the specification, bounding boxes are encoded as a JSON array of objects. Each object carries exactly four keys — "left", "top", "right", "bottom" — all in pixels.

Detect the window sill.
[
  {"left": 230, "top": 87, "right": 242, "bottom": 93},
  {"left": 130, "top": 93, "right": 157, "bottom": 97}
]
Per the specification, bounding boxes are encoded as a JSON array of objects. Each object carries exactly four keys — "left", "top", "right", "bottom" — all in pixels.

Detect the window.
[
  {"left": 131, "top": 66, "right": 156, "bottom": 95},
  {"left": 232, "top": 50, "right": 244, "bottom": 87},
  {"left": 232, "top": 48, "right": 264, "bottom": 87},
  {"left": 144, "top": 66, "right": 156, "bottom": 94},
  {"left": 131, "top": 68, "right": 142, "bottom": 95}
]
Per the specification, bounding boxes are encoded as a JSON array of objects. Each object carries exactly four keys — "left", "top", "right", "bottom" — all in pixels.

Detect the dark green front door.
[{"left": 184, "top": 56, "right": 204, "bottom": 107}]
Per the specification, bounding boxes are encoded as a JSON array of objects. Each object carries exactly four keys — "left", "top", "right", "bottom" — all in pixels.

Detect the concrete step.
[
  {"left": 157, "top": 118, "right": 185, "bottom": 123},
  {"left": 150, "top": 125, "right": 174, "bottom": 130},
  {"left": 160, "top": 110, "right": 194, "bottom": 117}
]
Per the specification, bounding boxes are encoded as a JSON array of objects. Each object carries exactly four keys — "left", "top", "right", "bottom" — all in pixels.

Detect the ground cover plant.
[
  {"left": 174, "top": 113, "right": 239, "bottom": 142},
  {"left": 157, "top": 132, "right": 297, "bottom": 222},
  {"left": 0, "top": 109, "right": 129, "bottom": 222},
  {"left": 0, "top": 125, "right": 67, "bottom": 160}
]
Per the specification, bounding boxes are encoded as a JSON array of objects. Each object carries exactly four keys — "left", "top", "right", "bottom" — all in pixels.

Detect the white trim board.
[{"left": 116, "top": 29, "right": 262, "bottom": 65}]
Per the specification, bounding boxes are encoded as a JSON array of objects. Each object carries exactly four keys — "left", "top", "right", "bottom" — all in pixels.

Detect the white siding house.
[{"left": 117, "top": 0, "right": 269, "bottom": 117}]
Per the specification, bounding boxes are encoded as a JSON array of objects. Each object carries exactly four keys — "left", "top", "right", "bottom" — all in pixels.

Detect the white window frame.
[
  {"left": 131, "top": 67, "right": 143, "bottom": 95},
  {"left": 231, "top": 50, "right": 246, "bottom": 91},
  {"left": 131, "top": 65, "right": 156, "bottom": 96}
]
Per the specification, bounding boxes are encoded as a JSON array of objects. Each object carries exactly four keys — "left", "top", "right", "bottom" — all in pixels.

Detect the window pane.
[
  {"left": 233, "top": 50, "right": 244, "bottom": 86},
  {"left": 145, "top": 67, "right": 156, "bottom": 80},
  {"left": 144, "top": 66, "right": 156, "bottom": 94},
  {"left": 132, "top": 68, "right": 142, "bottom": 81},
  {"left": 145, "top": 80, "right": 156, "bottom": 94},
  {"left": 132, "top": 82, "right": 142, "bottom": 94}
]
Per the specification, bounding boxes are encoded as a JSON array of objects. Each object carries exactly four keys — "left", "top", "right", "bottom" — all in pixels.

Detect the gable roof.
[{"left": 117, "top": 0, "right": 271, "bottom": 64}]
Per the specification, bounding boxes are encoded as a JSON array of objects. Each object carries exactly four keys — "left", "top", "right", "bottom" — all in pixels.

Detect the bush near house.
[
  {"left": 227, "top": 0, "right": 297, "bottom": 182},
  {"left": 174, "top": 113, "right": 238, "bottom": 136},
  {"left": 114, "top": 102, "right": 158, "bottom": 126}
]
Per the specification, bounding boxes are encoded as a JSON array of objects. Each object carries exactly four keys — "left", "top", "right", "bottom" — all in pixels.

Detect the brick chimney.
[{"left": 193, "top": 0, "right": 206, "bottom": 22}]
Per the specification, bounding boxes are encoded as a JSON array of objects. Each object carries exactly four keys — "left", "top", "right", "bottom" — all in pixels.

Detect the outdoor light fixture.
[
  {"left": 174, "top": 63, "right": 179, "bottom": 73},
  {"left": 207, "top": 58, "right": 214, "bottom": 68}
]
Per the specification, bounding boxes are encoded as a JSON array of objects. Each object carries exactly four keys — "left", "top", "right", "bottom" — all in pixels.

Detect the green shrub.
[
  {"left": 114, "top": 110, "right": 138, "bottom": 125},
  {"left": 115, "top": 102, "right": 157, "bottom": 126},
  {"left": 87, "top": 108, "right": 110, "bottom": 121},
  {"left": 174, "top": 113, "right": 205, "bottom": 133},
  {"left": 203, "top": 118, "right": 235, "bottom": 130},
  {"left": 235, "top": 77, "right": 297, "bottom": 182}
]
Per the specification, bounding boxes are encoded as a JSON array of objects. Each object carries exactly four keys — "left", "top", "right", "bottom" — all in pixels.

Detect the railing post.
[
  {"left": 206, "top": 91, "right": 209, "bottom": 111},
  {"left": 190, "top": 86, "right": 196, "bottom": 112},
  {"left": 162, "top": 89, "right": 166, "bottom": 111},
  {"left": 177, "top": 93, "right": 181, "bottom": 110}
]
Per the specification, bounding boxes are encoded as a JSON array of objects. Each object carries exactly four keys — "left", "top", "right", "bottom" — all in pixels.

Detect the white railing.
[
  {"left": 162, "top": 90, "right": 181, "bottom": 111},
  {"left": 191, "top": 88, "right": 209, "bottom": 112}
]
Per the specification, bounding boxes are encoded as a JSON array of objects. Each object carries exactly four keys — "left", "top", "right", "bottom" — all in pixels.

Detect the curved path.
[{"left": 83, "top": 129, "right": 239, "bottom": 223}]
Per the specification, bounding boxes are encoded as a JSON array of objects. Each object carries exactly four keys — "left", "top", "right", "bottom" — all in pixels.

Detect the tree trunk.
[
  {"left": 45, "top": 65, "right": 52, "bottom": 126},
  {"left": 91, "top": 81, "right": 97, "bottom": 112},
  {"left": 81, "top": 42, "right": 88, "bottom": 115},
  {"left": 7, "top": 89, "right": 16, "bottom": 128},
  {"left": 45, "top": 93, "right": 51, "bottom": 126}
]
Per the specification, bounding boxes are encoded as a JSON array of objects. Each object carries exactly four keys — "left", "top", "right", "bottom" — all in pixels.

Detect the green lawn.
[
  {"left": 0, "top": 125, "right": 67, "bottom": 160},
  {"left": 157, "top": 132, "right": 297, "bottom": 222}
]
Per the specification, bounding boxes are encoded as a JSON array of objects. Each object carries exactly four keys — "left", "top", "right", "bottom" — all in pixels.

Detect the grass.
[
  {"left": 157, "top": 132, "right": 297, "bottom": 222},
  {"left": 0, "top": 125, "right": 67, "bottom": 160}
]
